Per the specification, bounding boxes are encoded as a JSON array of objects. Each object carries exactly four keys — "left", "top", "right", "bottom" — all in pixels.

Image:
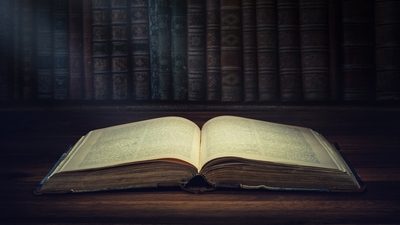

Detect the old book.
[
  {"left": 22, "top": 0, "right": 35, "bottom": 99},
  {"left": 131, "top": 0, "right": 151, "bottom": 100},
  {"left": 187, "top": 0, "right": 206, "bottom": 101},
  {"left": 36, "top": 0, "right": 53, "bottom": 99},
  {"left": 69, "top": 0, "right": 83, "bottom": 100},
  {"left": 0, "top": 0, "right": 14, "bottom": 100},
  {"left": 148, "top": 0, "right": 160, "bottom": 100},
  {"left": 82, "top": 0, "right": 94, "bottom": 100},
  {"left": 92, "top": 0, "right": 111, "bottom": 100},
  {"left": 299, "top": 0, "right": 330, "bottom": 101},
  {"left": 35, "top": 116, "right": 365, "bottom": 194},
  {"left": 242, "top": 0, "right": 258, "bottom": 102},
  {"left": 110, "top": 0, "right": 129, "bottom": 100},
  {"left": 53, "top": 0, "right": 70, "bottom": 100},
  {"left": 341, "top": 0, "right": 375, "bottom": 101},
  {"left": 13, "top": 0, "right": 23, "bottom": 99},
  {"left": 375, "top": 0, "right": 400, "bottom": 101},
  {"left": 256, "top": 0, "right": 279, "bottom": 101},
  {"left": 328, "top": 0, "right": 342, "bottom": 101},
  {"left": 277, "top": 0, "right": 302, "bottom": 101},
  {"left": 220, "top": 0, "right": 243, "bottom": 102},
  {"left": 206, "top": 0, "right": 221, "bottom": 101},
  {"left": 171, "top": 0, "right": 188, "bottom": 100}
]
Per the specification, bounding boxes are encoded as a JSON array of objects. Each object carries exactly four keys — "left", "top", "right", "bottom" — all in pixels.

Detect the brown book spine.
[
  {"left": 22, "top": 0, "right": 34, "bottom": 99},
  {"left": 299, "top": 0, "right": 330, "bottom": 101},
  {"left": 69, "top": 0, "right": 83, "bottom": 100},
  {"left": 328, "top": 0, "right": 342, "bottom": 101},
  {"left": 221, "top": 0, "right": 242, "bottom": 102},
  {"left": 375, "top": 0, "right": 400, "bottom": 101},
  {"left": 131, "top": 0, "right": 151, "bottom": 100},
  {"left": 187, "top": 0, "right": 206, "bottom": 101},
  {"left": 206, "top": 0, "right": 221, "bottom": 101},
  {"left": 277, "top": 0, "right": 302, "bottom": 101},
  {"left": 341, "top": 0, "right": 375, "bottom": 101},
  {"left": 110, "top": 0, "right": 129, "bottom": 100},
  {"left": 242, "top": 0, "right": 258, "bottom": 102},
  {"left": 92, "top": 0, "right": 111, "bottom": 100},
  {"left": 256, "top": 0, "right": 278, "bottom": 101},
  {"left": 82, "top": 0, "right": 94, "bottom": 100}
]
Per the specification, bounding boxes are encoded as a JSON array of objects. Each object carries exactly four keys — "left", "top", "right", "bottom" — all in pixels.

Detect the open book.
[{"left": 35, "top": 116, "right": 365, "bottom": 194}]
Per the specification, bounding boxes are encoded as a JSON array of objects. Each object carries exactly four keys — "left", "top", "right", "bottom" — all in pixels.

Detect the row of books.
[{"left": 0, "top": 0, "right": 399, "bottom": 102}]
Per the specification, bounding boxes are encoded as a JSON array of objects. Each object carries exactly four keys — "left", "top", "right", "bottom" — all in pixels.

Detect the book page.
[
  {"left": 200, "top": 116, "right": 338, "bottom": 170},
  {"left": 59, "top": 117, "right": 201, "bottom": 172}
]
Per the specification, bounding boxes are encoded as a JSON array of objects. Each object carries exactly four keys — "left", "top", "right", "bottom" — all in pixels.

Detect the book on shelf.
[
  {"left": 328, "top": 0, "right": 342, "bottom": 101},
  {"left": 82, "top": 0, "right": 94, "bottom": 100},
  {"left": 13, "top": 0, "right": 23, "bottom": 100},
  {"left": 22, "top": 0, "right": 35, "bottom": 99},
  {"left": 69, "top": 0, "right": 83, "bottom": 100},
  {"left": 0, "top": 0, "right": 14, "bottom": 100},
  {"left": 148, "top": 0, "right": 160, "bottom": 100},
  {"left": 35, "top": 115, "right": 365, "bottom": 194}
]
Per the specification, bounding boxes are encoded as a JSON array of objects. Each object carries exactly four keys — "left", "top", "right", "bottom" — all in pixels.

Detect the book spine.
[
  {"left": 206, "top": 0, "right": 221, "bottom": 101},
  {"left": 341, "top": 0, "right": 375, "bottom": 101},
  {"left": 148, "top": 0, "right": 159, "bottom": 100},
  {"left": 187, "top": 0, "right": 206, "bottom": 101},
  {"left": 22, "top": 0, "right": 35, "bottom": 99},
  {"left": 131, "top": 0, "right": 151, "bottom": 100},
  {"left": 242, "top": 0, "right": 258, "bottom": 102},
  {"left": 256, "top": 0, "right": 278, "bottom": 101},
  {"left": 156, "top": 0, "right": 172, "bottom": 100},
  {"left": 69, "top": 0, "right": 83, "bottom": 100},
  {"left": 82, "top": 0, "right": 94, "bottom": 100},
  {"left": 328, "top": 0, "right": 342, "bottom": 101},
  {"left": 277, "top": 0, "right": 302, "bottom": 101},
  {"left": 171, "top": 0, "right": 188, "bottom": 100},
  {"left": 110, "top": 0, "right": 129, "bottom": 100},
  {"left": 53, "top": 0, "right": 70, "bottom": 99},
  {"left": 299, "top": 0, "right": 330, "bottom": 101},
  {"left": 13, "top": 0, "right": 23, "bottom": 99},
  {"left": 0, "top": 0, "right": 14, "bottom": 100},
  {"left": 92, "top": 0, "right": 111, "bottom": 100},
  {"left": 375, "top": 0, "right": 400, "bottom": 101},
  {"left": 36, "top": 0, "right": 53, "bottom": 99},
  {"left": 220, "top": 0, "right": 242, "bottom": 102}
]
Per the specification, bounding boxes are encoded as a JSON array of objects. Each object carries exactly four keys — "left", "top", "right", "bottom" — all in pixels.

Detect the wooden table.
[{"left": 1, "top": 103, "right": 399, "bottom": 224}]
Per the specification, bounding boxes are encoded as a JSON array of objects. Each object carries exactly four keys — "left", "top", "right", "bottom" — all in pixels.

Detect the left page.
[{"left": 58, "top": 117, "right": 201, "bottom": 172}]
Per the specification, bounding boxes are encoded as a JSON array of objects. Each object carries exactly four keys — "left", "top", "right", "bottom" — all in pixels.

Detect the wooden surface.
[{"left": 1, "top": 104, "right": 400, "bottom": 224}]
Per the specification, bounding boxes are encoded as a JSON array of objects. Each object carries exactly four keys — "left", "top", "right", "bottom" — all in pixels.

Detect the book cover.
[
  {"left": 148, "top": 0, "right": 160, "bottom": 100},
  {"left": 242, "top": 0, "right": 258, "bottom": 102},
  {"left": 69, "top": 0, "right": 83, "bottom": 100},
  {"left": 22, "top": 0, "right": 35, "bottom": 99},
  {"left": 256, "top": 0, "right": 279, "bottom": 101},
  {"left": 131, "top": 0, "right": 151, "bottom": 100},
  {"left": 156, "top": 0, "right": 172, "bottom": 100},
  {"left": 0, "top": 0, "right": 14, "bottom": 100},
  {"left": 220, "top": 0, "right": 242, "bottom": 102},
  {"left": 329, "top": 0, "right": 342, "bottom": 101},
  {"left": 110, "top": 0, "right": 129, "bottom": 100},
  {"left": 92, "top": 0, "right": 111, "bottom": 100},
  {"left": 375, "top": 0, "right": 400, "bottom": 101},
  {"left": 53, "top": 0, "right": 70, "bottom": 99},
  {"left": 82, "top": 0, "right": 94, "bottom": 100},
  {"left": 277, "top": 0, "right": 302, "bottom": 101},
  {"left": 187, "top": 0, "right": 206, "bottom": 101},
  {"left": 206, "top": 0, "right": 221, "bottom": 101},
  {"left": 299, "top": 0, "right": 330, "bottom": 101},
  {"left": 171, "top": 0, "right": 188, "bottom": 100}
]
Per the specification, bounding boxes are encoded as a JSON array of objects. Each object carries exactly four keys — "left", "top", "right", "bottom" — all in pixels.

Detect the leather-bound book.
[
  {"left": 187, "top": 0, "right": 206, "bottom": 101},
  {"left": 299, "top": 0, "right": 329, "bottom": 101},
  {"left": 13, "top": 0, "right": 23, "bottom": 99},
  {"left": 375, "top": 0, "right": 400, "bottom": 101},
  {"left": 206, "top": 0, "right": 221, "bottom": 101},
  {"left": 171, "top": 0, "right": 188, "bottom": 100},
  {"left": 242, "top": 0, "right": 258, "bottom": 102},
  {"left": 277, "top": 0, "right": 302, "bottom": 101},
  {"left": 156, "top": 0, "right": 172, "bottom": 100},
  {"left": 69, "top": 0, "right": 83, "bottom": 100},
  {"left": 22, "top": 0, "right": 35, "bottom": 99},
  {"left": 82, "top": 0, "right": 94, "bottom": 100},
  {"left": 341, "top": 0, "right": 375, "bottom": 101},
  {"left": 131, "top": 0, "right": 151, "bottom": 100},
  {"left": 221, "top": 0, "right": 242, "bottom": 102},
  {"left": 328, "top": 0, "right": 342, "bottom": 101},
  {"left": 256, "top": 0, "right": 278, "bottom": 101},
  {"left": 36, "top": 0, "right": 53, "bottom": 99},
  {"left": 148, "top": 0, "right": 159, "bottom": 100},
  {"left": 110, "top": 0, "right": 129, "bottom": 100},
  {"left": 92, "top": 0, "right": 111, "bottom": 100}
]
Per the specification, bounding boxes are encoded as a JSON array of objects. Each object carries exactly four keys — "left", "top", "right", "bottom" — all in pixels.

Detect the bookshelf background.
[{"left": 0, "top": 0, "right": 399, "bottom": 103}]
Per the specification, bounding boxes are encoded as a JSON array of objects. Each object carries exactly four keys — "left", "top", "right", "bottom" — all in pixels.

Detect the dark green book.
[{"left": 148, "top": 0, "right": 160, "bottom": 100}]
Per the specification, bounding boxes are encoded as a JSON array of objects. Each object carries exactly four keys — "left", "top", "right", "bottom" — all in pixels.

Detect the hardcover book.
[
  {"left": 82, "top": 0, "right": 94, "bottom": 100},
  {"left": 148, "top": 0, "right": 160, "bottom": 100},
  {"left": 35, "top": 116, "right": 365, "bottom": 194},
  {"left": 0, "top": 0, "right": 14, "bottom": 100},
  {"left": 69, "top": 0, "right": 83, "bottom": 100},
  {"left": 22, "top": 0, "right": 35, "bottom": 99}
]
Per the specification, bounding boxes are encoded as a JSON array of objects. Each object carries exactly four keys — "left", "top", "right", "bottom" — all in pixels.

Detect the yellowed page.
[
  {"left": 59, "top": 117, "right": 200, "bottom": 172},
  {"left": 200, "top": 116, "right": 339, "bottom": 170}
]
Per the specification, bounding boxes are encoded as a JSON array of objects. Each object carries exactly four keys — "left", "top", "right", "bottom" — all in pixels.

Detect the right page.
[{"left": 200, "top": 116, "right": 340, "bottom": 170}]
